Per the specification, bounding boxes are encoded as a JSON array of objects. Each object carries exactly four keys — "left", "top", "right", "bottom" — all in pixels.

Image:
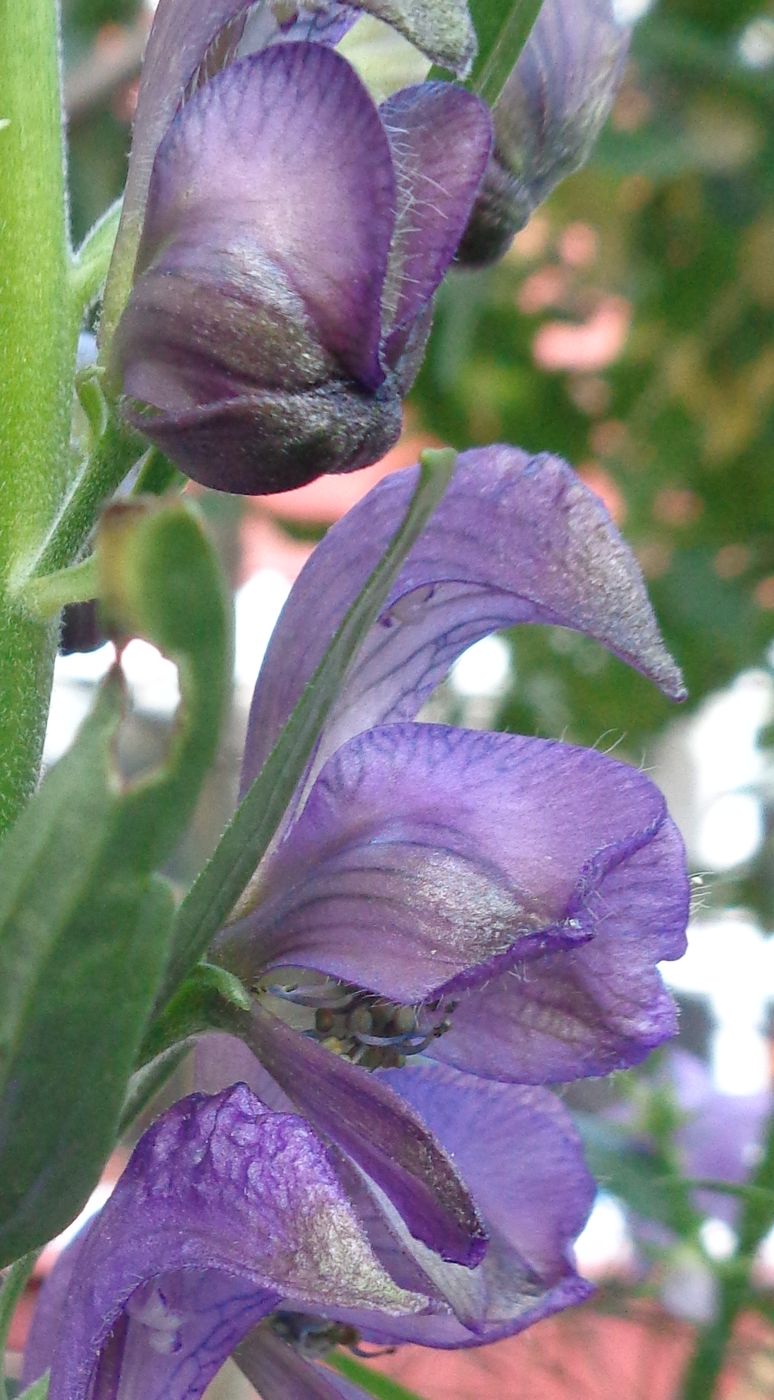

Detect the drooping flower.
[
  {"left": 104, "top": 1, "right": 491, "bottom": 493},
  {"left": 458, "top": 0, "right": 631, "bottom": 266},
  {"left": 211, "top": 446, "right": 688, "bottom": 1103},
  {"left": 26, "top": 1067, "right": 596, "bottom": 1398}
]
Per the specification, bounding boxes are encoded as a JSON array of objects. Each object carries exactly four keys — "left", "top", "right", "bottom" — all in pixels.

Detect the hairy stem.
[{"left": 0, "top": 0, "right": 73, "bottom": 833}]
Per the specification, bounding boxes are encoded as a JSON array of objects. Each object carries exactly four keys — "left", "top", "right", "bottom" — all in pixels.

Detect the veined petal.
[
  {"left": 350, "top": 1062, "right": 595, "bottom": 1346},
  {"left": 42, "top": 1087, "right": 424, "bottom": 1400},
  {"left": 431, "top": 814, "right": 689, "bottom": 1083},
  {"left": 245, "top": 1005, "right": 487, "bottom": 1266},
  {"left": 226, "top": 727, "right": 683, "bottom": 1003},
  {"left": 242, "top": 447, "right": 684, "bottom": 797},
  {"left": 130, "top": 44, "right": 395, "bottom": 393},
  {"left": 379, "top": 83, "right": 492, "bottom": 361}
]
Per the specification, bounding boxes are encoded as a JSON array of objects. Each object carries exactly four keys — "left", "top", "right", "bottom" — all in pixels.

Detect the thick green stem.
[{"left": 0, "top": 0, "right": 73, "bottom": 833}]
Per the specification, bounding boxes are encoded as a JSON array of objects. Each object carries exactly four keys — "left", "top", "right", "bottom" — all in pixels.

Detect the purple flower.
[
  {"left": 458, "top": 0, "right": 631, "bottom": 266},
  {"left": 26, "top": 1069, "right": 596, "bottom": 1397},
  {"left": 212, "top": 445, "right": 689, "bottom": 1117},
  {"left": 105, "top": 1, "right": 491, "bottom": 493}
]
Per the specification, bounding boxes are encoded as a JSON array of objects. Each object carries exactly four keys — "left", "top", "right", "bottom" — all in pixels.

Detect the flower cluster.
[{"left": 27, "top": 3, "right": 692, "bottom": 1398}]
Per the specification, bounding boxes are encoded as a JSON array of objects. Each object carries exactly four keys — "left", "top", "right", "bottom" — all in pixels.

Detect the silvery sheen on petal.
[
  {"left": 30, "top": 1086, "right": 427, "bottom": 1400},
  {"left": 458, "top": 0, "right": 631, "bottom": 266},
  {"left": 212, "top": 446, "right": 688, "bottom": 1110}
]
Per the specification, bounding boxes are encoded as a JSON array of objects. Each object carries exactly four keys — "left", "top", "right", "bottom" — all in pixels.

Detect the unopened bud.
[{"left": 458, "top": 0, "right": 630, "bottom": 267}]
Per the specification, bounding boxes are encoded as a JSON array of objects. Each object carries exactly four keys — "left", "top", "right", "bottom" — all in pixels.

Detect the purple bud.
[
  {"left": 458, "top": 0, "right": 630, "bottom": 267},
  {"left": 111, "top": 42, "right": 491, "bottom": 495}
]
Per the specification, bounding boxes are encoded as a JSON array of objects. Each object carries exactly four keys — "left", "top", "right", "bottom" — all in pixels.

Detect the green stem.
[
  {"left": 20, "top": 417, "right": 148, "bottom": 583},
  {"left": 160, "top": 450, "right": 455, "bottom": 1003},
  {"left": 22, "top": 556, "right": 99, "bottom": 621},
  {"left": 0, "top": 0, "right": 73, "bottom": 834},
  {"left": 0, "top": 1251, "right": 40, "bottom": 1400},
  {"left": 463, "top": 0, "right": 543, "bottom": 106},
  {"left": 680, "top": 1109, "right": 774, "bottom": 1399}
]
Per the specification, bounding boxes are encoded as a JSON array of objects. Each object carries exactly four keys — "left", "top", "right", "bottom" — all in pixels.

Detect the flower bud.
[
  {"left": 110, "top": 39, "right": 490, "bottom": 494},
  {"left": 458, "top": 0, "right": 630, "bottom": 267}
]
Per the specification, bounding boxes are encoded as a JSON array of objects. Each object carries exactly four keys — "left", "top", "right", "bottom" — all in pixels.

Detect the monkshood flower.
[
  {"left": 25, "top": 1067, "right": 597, "bottom": 1397},
  {"left": 212, "top": 445, "right": 689, "bottom": 1106},
  {"left": 458, "top": 0, "right": 631, "bottom": 266},
  {"left": 105, "top": 0, "right": 491, "bottom": 493}
]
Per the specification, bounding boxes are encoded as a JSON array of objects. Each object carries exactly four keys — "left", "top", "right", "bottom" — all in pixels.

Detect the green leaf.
[
  {"left": 0, "top": 500, "right": 231, "bottom": 1265},
  {"left": 465, "top": 0, "right": 543, "bottom": 105},
  {"left": 69, "top": 197, "right": 122, "bottom": 322},
  {"left": 159, "top": 450, "right": 455, "bottom": 1003},
  {"left": 329, "top": 1352, "right": 425, "bottom": 1400},
  {"left": 0, "top": 1252, "right": 39, "bottom": 1400},
  {"left": 16, "top": 1383, "right": 49, "bottom": 1400}
]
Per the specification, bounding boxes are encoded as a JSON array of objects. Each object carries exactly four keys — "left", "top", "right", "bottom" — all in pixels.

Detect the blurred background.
[{"left": 30, "top": 0, "right": 774, "bottom": 1394}]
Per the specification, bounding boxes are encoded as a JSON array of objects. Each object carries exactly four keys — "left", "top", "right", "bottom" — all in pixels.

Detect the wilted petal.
[
  {"left": 379, "top": 83, "right": 492, "bottom": 361},
  {"left": 355, "top": 1062, "right": 595, "bottom": 1346},
  {"left": 242, "top": 447, "right": 684, "bottom": 793},
  {"left": 44, "top": 1086, "right": 425, "bottom": 1400},
  {"left": 236, "top": 1324, "right": 370, "bottom": 1399},
  {"left": 432, "top": 813, "right": 689, "bottom": 1083},
  {"left": 124, "top": 44, "right": 395, "bottom": 395},
  {"left": 226, "top": 727, "right": 687, "bottom": 1003},
  {"left": 459, "top": 0, "right": 630, "bottom": 264},
  {"left": 245, "top": 1004, "right": 487, "bottom": 1266}
]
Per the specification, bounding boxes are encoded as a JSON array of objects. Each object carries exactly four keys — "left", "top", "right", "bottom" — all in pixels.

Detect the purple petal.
[
  {"left": 226, "top": 727, "right": 687, "bottom": 1004},
  {"left": 245, "top": 1004, "right": 486, "bottom": 1266},
  {"left": 242, "top": 447, "right": 685, "bottom": 797},
  {"left": 120, "top": 377, "right": 403, "bottom": 496},
  {"left": 110, "top": 1, "right": 257, "bottom": 288},
  {"left": 379, "top": 83, "right": 492, "bottom": 362},
  {"left": 128, "top": 43, "right": 395, "bottom": 393},
  {"left": 45, "top": 1086, "right": 425, "bottom": 1400},
  {"left": 431, "top": 813, "right": 689, "bottom": 1083},
  {"left": 355, "top": 1062, "right": 595, "bottom": 1346},
  {"left": 235, "top": 1325, "right": 369, "bottom": 1399},
  {"left": 460, "top": 0, "right": 630, "bottom": 264},
  {"left": 498, "top": 0, "right": 630, "bottom": 217}
]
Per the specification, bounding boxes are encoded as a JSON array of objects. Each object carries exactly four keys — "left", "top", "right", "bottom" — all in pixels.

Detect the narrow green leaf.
[
  {"left": 119, "top": 1043, "right": 192, "bottom": 1138},
  {"left": 159, "top": 450, "right": 455, "bottom": 1003},
  {"left": 69, "top": 198, "right": 122, "bottom": 322},
  {"left": 329, "top": 1352, "right": 425, "bottom": 1400},
  {"left": 465, "top": 0, "right": 543, "bottom": 106},
  {"left": 0, "top": 1252, "right": 39, "bottom": 1400},
  {"left": 0, "top": 501, "right": 230, "bottom": 1264},
  {"left": 17, "top": 1382, "right": 49, "bottom": 1400}
]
